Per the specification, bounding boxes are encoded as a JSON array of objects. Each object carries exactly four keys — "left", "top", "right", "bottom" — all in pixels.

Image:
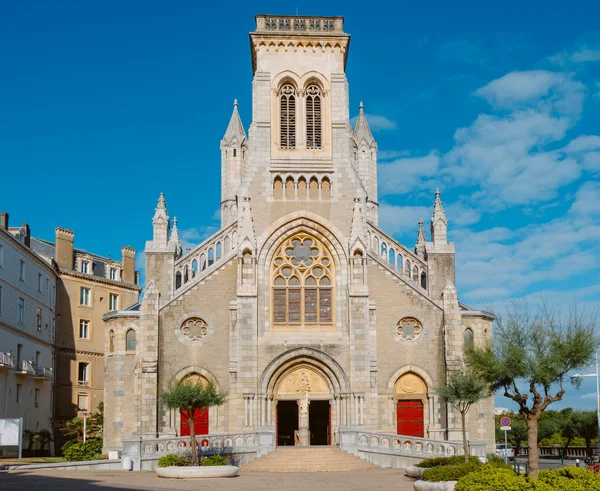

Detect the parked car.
[{"left": 495, "top": 444, "right": 515, "bottom": 460}]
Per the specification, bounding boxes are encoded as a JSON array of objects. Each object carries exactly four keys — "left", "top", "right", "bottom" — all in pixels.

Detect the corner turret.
[
  {"left": 353, "top": 102, "right": 378, "bottom": 224},
  {"left": 221, "top": 99, "right": 247, "bottom": 226}
]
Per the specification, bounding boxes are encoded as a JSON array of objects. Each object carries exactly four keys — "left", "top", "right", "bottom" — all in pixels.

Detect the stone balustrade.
[{"left": 122, "top": 432, "right": 261, "bottom": 471}]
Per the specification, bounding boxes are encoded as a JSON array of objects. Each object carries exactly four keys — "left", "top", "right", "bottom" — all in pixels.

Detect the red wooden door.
[
  {"left": 397, "top": 400, "right": 424, "bottom": 437},
  {"left": 180, "top": 408, "right": 209, "bottom": 436}
]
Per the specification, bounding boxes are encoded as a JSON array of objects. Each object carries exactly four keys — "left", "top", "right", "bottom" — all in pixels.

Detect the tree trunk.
[
  {"left": 461, "top": 411, "right": 469, "bottom": 464},
  {"left": 526, "top": 416, "right": 539, "bottom": 479},
  {"left": 586, "top": 438, "right": 592, "bottom": 458},
  {"left": 187, "top": 410, "right": 198, "bottom": 466}
]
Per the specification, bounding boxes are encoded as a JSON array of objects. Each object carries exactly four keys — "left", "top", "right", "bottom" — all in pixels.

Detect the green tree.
[
  {"left": 60, "top": 418, "right": 84, "bottom": 443},
  {"left": 466, "top": 301, "right": 599, "bottom": 478},
  {"left": 161, "top": 378, "right": 226, "bottom": 466},
  {"left": 23, "top": 430, "right": 37, "bottom": 451},
  {"left": 33, "top": 429, "right": 53, "bottom": 452},
  {"left": 438, "top": 369, "right": 489, "bottom": 463},
  {"left": 574, "top": 411, "right": 598, "bottom": 457}
]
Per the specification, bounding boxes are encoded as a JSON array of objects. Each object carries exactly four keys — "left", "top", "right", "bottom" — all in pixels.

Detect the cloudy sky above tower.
[{"left": 1, "top": 0, "right": 599, "bottom": 409}]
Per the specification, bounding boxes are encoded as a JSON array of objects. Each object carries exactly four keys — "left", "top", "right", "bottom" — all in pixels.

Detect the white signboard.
[{"left": 0, "top": 418, "right": 20, "bottom": 446}]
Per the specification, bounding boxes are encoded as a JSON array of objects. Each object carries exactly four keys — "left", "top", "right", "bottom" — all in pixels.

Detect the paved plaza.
[{"left": 0, "top": 469, "right": 414, "bottom": 491}]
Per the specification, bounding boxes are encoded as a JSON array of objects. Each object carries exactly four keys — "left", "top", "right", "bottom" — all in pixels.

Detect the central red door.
[
  {"left": 180, "top": 408, "right": 209, "bottom": 436},
  {"left": 397, "top": 400, "right": 424, "bottom": 437}
]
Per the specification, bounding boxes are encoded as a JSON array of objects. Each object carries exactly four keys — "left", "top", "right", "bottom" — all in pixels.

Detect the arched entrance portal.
[
  {"left": 260, "top": 348, "right": 349, "bottom": 447},
  {"left": 395, "top": 372, "right": 428, "bottom": 437},
  {"left": 179, "top": 373, "right": 209, "bottom": 437},
  {"left": 275, "top": 366, "right": 331, "bottom": 446}
]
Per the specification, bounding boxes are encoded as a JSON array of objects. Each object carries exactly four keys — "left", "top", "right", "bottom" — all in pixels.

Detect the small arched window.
[
  {"left": 109, "top": 329, "right": 114, "bottom": 353},
  {"left": 175, "top": 271, "right": 182, "bottom": 289},
  {"left": 306, "top": 85, "right": 322, "bottom": 148},
  {"left": 280, "top": 84, "right": 296, "bottom": 149},
  {"left": 192, "top": 259, "right": 198, "bottom": 278},
  {"left": 420, "top": 272, "right": 427, "bottom": 289},
  {"left": 125, "top": 329, "right": 136, "bottom": 352},
  {"left": 464, "top": 328, "right": 474, "bottom": 348}
]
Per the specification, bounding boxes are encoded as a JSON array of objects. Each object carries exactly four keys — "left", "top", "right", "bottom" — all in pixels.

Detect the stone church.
[{"left": 103, "top": 15, "right": 494, "bottom": 453}]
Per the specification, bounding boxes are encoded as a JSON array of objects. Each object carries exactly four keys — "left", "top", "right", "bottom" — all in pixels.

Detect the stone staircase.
[{"left": 240, "top": 446, "right": 378, "bottom": 472}]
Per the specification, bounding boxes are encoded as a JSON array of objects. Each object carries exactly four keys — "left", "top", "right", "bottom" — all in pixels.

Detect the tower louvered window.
[
  {"left": 280, "top": 84, "right": 296, "bottom": 148},
  {"left": 306, "top": 85, "right": 322, "bottom": 148}
]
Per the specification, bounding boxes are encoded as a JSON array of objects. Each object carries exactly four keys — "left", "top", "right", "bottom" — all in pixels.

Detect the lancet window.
[
  {"left": 305, "top": 85, "right": 322, "bottom": 148},
  {"left": 272, "top": 233, "right": 333, "bottom": 325},
  {"left": 279, "top": 84, "right": 296, "bottom": 148}
]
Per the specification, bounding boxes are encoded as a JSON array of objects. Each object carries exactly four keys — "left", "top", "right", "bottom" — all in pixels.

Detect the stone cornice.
[
  {"left": 56, "top": 346, "right": 104, "bottom": 358},
  {"left": 103, "top": 310, "right": 140, "bottom": 321},
  {"left": 59, "top": 269, "right": 142, "bottom": 292}
]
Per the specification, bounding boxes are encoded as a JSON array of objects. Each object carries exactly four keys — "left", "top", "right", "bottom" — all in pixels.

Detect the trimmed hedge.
[
  {"left": 201, "top": 454, "right": 229, "bottom": 466},
  {"left": 416, "top": 455, "right": 480, "bottom": 468},
  {"left": 455, "top": 465, "right": 600, "bottom": 491},
  {"left": 63, "top": 439, "right": 104, "bottom": 462},
  {"left": 422, "top": 462, "right": 483, "bottom": 482},
  {"left": 157, "top": 453, "right": 188, "bottom": 468}
]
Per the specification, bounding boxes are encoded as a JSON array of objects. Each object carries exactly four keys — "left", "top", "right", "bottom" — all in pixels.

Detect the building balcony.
[
  {"left": 0, "top": 352, "right": 15, "bottom": 369},
  {"left": 78, "top": 380, "right": 89, "bottom": 387},
  {"left": 34, "top": 366, "right": 54, "bottom": 381},
  {"left": 15, "top": 360, "right": 36, "bottom": 375}
]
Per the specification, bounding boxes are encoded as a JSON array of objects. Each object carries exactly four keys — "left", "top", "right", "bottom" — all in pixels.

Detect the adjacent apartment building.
[
  {"left": 0, "top": 213, "right": 58, "bottom": 452},
  {"left": 32, "top": 227, "right": 141, "bottom": 443}
]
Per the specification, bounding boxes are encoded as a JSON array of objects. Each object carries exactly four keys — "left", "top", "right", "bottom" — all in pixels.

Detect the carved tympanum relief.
[
  {"left": 394, "top": 373, "right": 427, "bottom": 395},
  {"left": 277, "top": 367, "right": 329, "bottom": 394}
]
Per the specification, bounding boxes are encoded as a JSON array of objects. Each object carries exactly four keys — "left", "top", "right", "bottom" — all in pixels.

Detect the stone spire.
[
  {"left": 430, "top": 188, "right": 448, "bottom": 246},
  {"left": 415, "top": 219, "right": 426, "bottom": 258},
  {"left": 169, "top": 216, "right": 182, "bottom": 258},
  {"left": 152, "top": 192, "right": 170, "bottom": 244},
  {"left": 222, "top": 99, "right": 246, "bottom": 145},
  {"left": 353, "top": 102, "right": 374, "bottom": 143}
]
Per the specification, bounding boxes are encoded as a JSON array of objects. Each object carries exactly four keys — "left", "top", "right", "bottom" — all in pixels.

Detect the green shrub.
[
  {"left": 63, "top": 439, "right": 104, "bottom": 462},
  {"left": 422, "top": 462, "right": 483, "bottom": 482},
  {"left": 60, "top": 439, "right": 76, "bottom": 455},
  {"left": 416, "top": 455, "right": 480, "bottom": 468},
  {"left": 201, "top": 454, "right": 229, "bottom": 466},
  {"left": 456, "top": 466, "right": 551, "bottom": 491},
  {"left": 157, "top": 453, "right": 188, "bottom": 468},
  {"left": 539, "top": 467, "right": 600, "bottom": 490},
  {"left": 486, "top": 454, "right": 512, "bottom": 469}
]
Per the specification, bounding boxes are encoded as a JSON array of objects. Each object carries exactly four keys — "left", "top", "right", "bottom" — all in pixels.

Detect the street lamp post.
[
  {"left": 82, "top": 410, "right": 88, "bottom": 444},
  {"left": 573, "top": 352, "right": 600, "bottom": 449}
]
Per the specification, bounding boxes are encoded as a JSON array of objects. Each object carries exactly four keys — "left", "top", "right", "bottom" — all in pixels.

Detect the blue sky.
[{"left": 2, "top": 1, "right": 600, "bottom": 410}]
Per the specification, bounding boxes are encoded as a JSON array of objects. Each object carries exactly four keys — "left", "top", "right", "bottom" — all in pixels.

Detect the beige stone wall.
[{"left": 55, "top": 272, "right": 139, "bottom": 426}]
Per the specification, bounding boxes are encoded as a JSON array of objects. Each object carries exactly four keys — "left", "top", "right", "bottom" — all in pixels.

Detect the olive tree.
[
  {"left": 466, "top": 301, "right": 599, "bottom": 478},
  {"left": 438, "top": 370, "right": 489, "bottom": 463},
  {"left": 161, "top": 378, "right": 226, "bottom": 466}
]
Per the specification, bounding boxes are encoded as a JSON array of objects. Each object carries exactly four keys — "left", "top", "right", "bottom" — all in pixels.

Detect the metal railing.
[
  {"left": 34, "top": 366, "right": 54, "bottom": 380},
  {"left": 0, "top": 352, "right": 14, "bottom": 369},
  {"left": 15, "top": 360, "right": 35, "bottom": 375}
]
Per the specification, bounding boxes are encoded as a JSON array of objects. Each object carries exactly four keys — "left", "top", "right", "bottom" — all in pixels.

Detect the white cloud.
[
  {"left": 569, "top": 181, "right": 600, "bottom": 216},
  {"left": 180, "top": 226, "right": 219, "bottom": 252},
  {"left": 378, "top": 151, "right": 440, "bottom": 196},
  {"left": 350, "top": 113, "right": 396, "bottom": 131},
  {"left": 445, "top": 202, "right": 481, "bottom": 226},
  {"left": 378, "top": 203, "right": 430, "bottom": 237},
  {"left": 581, "top": 392, "right": 597, "bottom": 400},
  {"left": 378, "top": 150, "right": 410, "bottom": 160},
  {"left": 548, "top": 47, "right": 600, "bottom": 66}
]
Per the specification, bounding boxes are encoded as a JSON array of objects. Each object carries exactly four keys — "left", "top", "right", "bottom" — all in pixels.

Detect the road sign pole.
[{"left": 504, "top": 426, "right": 508, "bottom": 464}]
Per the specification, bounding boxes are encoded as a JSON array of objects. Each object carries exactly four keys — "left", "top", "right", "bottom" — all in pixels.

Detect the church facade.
[{"left": 103, "top": 15, "right": 494, "bottom": 453}]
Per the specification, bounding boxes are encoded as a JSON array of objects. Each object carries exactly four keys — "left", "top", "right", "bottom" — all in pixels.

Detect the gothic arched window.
[
  {"left": 279, "top": 84, "right": 296, "bottom": 149},
  {"left": 464, "top": 328, "right": 474, "bottom": 348},
  {"left": 125, "top": 329, "right": 137, "bottom": 352},
  {"left": 306, "top": 85, "right": 322, "bottom": 148},
  {"left": 272, "top": 233, "right": 333, "bottom": 325}
]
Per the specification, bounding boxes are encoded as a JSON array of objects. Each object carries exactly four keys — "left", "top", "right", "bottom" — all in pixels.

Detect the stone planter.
[
  {"left": 406, "top": 466, "right": 426, "bottom": 478},
  {"left": 413, "top": 480, "right": 457, "bottom": 491},
  {"left": 156, "top": 465, "right": 239, "bottom": 478}
]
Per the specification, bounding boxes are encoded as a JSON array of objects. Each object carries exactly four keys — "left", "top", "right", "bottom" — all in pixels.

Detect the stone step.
[{"left": 241, "top": 447, "right": 377, "bottom": 473}]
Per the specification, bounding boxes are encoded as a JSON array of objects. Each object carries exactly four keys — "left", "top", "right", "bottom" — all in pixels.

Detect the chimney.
[
  {"left": 21, "top": 223, "right": 30, "bottom": 247},
  {"left": 0, "top": 212, "right": 8, "bottom": 230},
  {"left": 55, "top": 227, "right": 75, "bottom": 269},
  {"left": 121, "top": 246, "right": 136, "bottom": 284}
]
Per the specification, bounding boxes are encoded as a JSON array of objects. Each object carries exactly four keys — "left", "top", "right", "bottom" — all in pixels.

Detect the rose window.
[
  {"left": 181, "top": 318, "right": 209, "bottom": 342},
  {"left": 396, "top": 317, "right": 423, "bottom": 341},
  {"left": 272, "top": 233, "right": 333, "bottom": 324}
]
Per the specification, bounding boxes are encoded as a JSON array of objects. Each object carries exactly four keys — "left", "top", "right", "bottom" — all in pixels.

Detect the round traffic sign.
[{"left": 501, "top": 417, "right": 511, "bottom": 427}]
